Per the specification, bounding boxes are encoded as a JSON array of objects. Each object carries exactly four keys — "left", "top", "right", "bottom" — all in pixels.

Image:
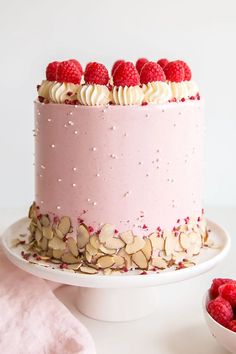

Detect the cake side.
[{"left": 35, "top": 101, "right": 204, "bottom": 235}]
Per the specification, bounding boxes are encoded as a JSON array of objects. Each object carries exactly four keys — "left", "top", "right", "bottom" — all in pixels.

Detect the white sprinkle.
[
  {"left": 58, "top": 178, "right": 62, "bottom": 182},
  {"left": 57, "top": 206, "right": 61, "bottom": 210},
  {"left": 111, "top": 126, "right": 116, "bottom": 130},
  {"left": 37, "top": 111, "right": 40, "bottom": 116},
  {"left": 64, "top": 124, "right": 68, "bottom": 128},
  {"left": 47, "top": 118, "right": 51, "bottom": 122},
  {"left": 39, "top": 174, "right": 43, "bottom": 178},
  {"left": 72, "top": 183, "right": 76, "bottom": 187},
  {"left": 93, "top": 202, "right": 97, "bottom": 206},
  {"left": 87, "top": 198, "right": 91, "bottom": 202},
  {"left": 110, "top": 154, "right": 117, "bottom": 159},
  {"left": 69, "top": 112, "right": 73, "bottom": 115},
  {"left": 68, "top": 120, "right": 74, "bottom": 126},
  {"left": 73, "top": 167, "right": 77, "bottom": 171},
  {"left": 40, "top": 200, "right": 44, "bottom": 204},
  {"left": 92, "top": 147, "right": 97, "bottom": 151},
  {"left": 102, "top": 109, "right": 107, "bottom": 113},
  {"left": 51, "top": 144, "right": 55, "bottom": 148},
  {"left": 41, "top": 164, "right": 45, "bottom": 169},
  {"left": 75, "top": 105, "right": 78, "bottom": 108},
  {"left": 74, "top": 130, "right": 78, "bottom": 134},
  {"left": 96, "top": 173, "right": 100, "bottom": 177}
]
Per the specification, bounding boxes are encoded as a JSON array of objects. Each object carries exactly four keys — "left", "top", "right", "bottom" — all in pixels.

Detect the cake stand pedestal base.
[
  {"left": 76, "top": 286, "right": 158, "bottom": 321},
  {"left": 1, "top": 218, "right": 230, "bottom": 322}
]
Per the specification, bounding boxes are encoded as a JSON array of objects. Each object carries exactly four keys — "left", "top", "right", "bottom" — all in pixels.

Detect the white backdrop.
[{"left": 0, "top": 0, "right": 235, "bottom": 207}]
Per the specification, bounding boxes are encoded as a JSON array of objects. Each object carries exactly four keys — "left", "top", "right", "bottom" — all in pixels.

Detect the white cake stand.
[{"left": 1, "top": 217, "right": 230, "bottom": 322}]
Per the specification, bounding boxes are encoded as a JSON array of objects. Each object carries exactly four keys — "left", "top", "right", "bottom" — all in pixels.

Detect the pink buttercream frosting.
[{"left": 35, "top": 101, "right": 204, "bottom": 236}]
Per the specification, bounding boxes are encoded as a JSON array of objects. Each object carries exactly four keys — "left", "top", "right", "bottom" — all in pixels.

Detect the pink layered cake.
[{"left": 27, "top": 58, "right": 207, "bottom": 274}]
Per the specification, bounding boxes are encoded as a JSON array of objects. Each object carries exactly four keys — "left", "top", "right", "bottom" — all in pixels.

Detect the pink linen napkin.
[{"left": 0, "top": 249, "right": 96, "bottom": 354}]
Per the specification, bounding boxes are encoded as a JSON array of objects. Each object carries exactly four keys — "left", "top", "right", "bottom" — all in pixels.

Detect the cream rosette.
[
  {"left": 38, "top": 80, "right": 55, "bottom": 101},
  {"left": 169, "top": 81, "right": 199, "bottom": 100},
  {"left": 112, "top": 86, "right": 144, "bottom": 105},
  {"left": 142, "top": 81, "right": 171, "bottom": 104},
  {"left": 77, "top": 84, "right": 111, "bottom": 106},
  {"left": 48, "top": 82, "right": 79, "bottom": 104}
]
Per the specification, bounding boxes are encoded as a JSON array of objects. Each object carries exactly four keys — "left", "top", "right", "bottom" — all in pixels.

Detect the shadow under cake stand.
[{"left": 1, "top": 217, "right": 230, "bottom": 322}]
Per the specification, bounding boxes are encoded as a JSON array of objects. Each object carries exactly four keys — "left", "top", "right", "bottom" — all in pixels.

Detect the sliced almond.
[
  {"left": 86, "top": 243, "right": 98, "bottom": 256},
  {"left": 189, "top": 232, "right": 202, "bottom": 246},
  {"left": 46, "top": 248, "right": 53, "bottom": 258},
  {"left": 37, "top": 219, "right": 42, "bottom": 231},
  {"left": 182, "top": 260, "right": 195, "bottom": 268},
  {"left": 11, "top": 238, "right": 20, "bottom": 247},
  {"left": 40, "top": 215, "right": 50, "bottom": 227},
  {"left": 179, "top": 232, "right": 191, "bottom": 250},
  {"left": 68, "top": 263, "right": 81, "bottom": 270},
  {"left": 58, "top": 216, "right": 71, "bottom": 235},
  {"left": 35, "top": 229, "right": 43, "bottom": 243},
  {"left": 118, "top": 248, "right": 132, "bottom": 269},
  {"left": 89, "top": 234, "right": 101, "bottom": 250},
  {"left": 99, "top": 224, "right": 115, "bottom": 243},
  {"left": 51, "top": 258, "right": 62, "bottom": 264},
  {"left": 53, "top": 249, "right": 64, "bottom": 259},
  {"left": 120, "top": 230, "right": 134, "bottom": 245},
  {"left": 80, "top": 266, "right": 98, "bottom": 274},
  {"left": 85, "top": 251, "right": 92, "bottom": 263},
  {"left": 67, "top": 237, "right": 78, "bottom": 257},
  {"left": 103, "top": 268, "right": 112, "bottom": 275},
  {"left": 99, "top": 244, "right": 116, "bottom": 255},
  {"left": 28, "top": 203, "right": 37, "bottom": 219},
  {"left": 152, "top": 257, "right": 168, "bottom": 269},
  {"left": 77, "top": 224, "right": 90, "bottom": 248},
  {"left": 149, "top": 232, "right": 164, "bottom": 251},
  {"left": 42, "top": 226, "right": 53, "bottom": 240},
  {"left": 62, "top": 252, "right": 80, "bottom": 264},
  {"left": 125, "top": 237, "right": 145, "bottom": 254},
  {"left": 178, "top": 224, "right": 188, "bottom": 233},
  {"left": 105, "top": 237, "right": 125, "bottom": 250},
  {"left": 54, "top": 228, "right": 64, "bottom": 239},
  {"left": 132, "top": 251, "right": 148, "bottom": 270},
  {"left": 29, "top": 223, "right": 36, "bottom": 234},
  {"left": 112, "top": 254, "right": 125, "bottom": 268},
  {"left": 164, "top": 234, "right": 178, "bottom": 256},
  {"left": 142, "top": 239, "right": 152, "bottom": 261},
  {"left": 96, "top": 255, "right": 115, "bottom": 269},
  {"left": 41, "top": 237, "right": 48, "bottom": 251},
  {"left": 172, "top": 251, "right": 188, "bottom": 263},
  {"left": 174, "top": 240, "right": 184, "bottom": 252},
  {"left": 48, "top": 236, "right": 66, "bottom": 251}
]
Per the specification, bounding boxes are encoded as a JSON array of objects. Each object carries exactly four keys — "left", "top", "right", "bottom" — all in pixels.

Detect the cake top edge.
[{"left": 37, "top": 58, "right": 200, "bottom": 106}]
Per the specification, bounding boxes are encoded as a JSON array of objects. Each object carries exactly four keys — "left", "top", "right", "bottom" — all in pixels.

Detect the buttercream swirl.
[
  {"left": 38, "top": 80, "right": 55, "bottom": 101},
  {"left": 142, "top": 81, "right": 171, "bottom": 104},
  {"left": 169, "top": 80, "right": 199, "bottom": 100},
  {"left": 77, "top": 84, "right": 111, "bottom": 106},
  {"left": 185, "top": 80, "right": 199, "bottom": 97},
  {"left": 112, "top": 86, "right": 144, "bottom": 105},
  {"left": 49, "top": 82, "right": 79, "bottom": 103}
]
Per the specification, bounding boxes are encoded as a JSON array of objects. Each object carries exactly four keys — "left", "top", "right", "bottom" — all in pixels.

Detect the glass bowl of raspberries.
[{"left": 203, "top": 278, "right": 236, "bottom": 353}]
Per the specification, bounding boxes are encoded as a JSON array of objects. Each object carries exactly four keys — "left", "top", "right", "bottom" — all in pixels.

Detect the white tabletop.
[{"left": 0, "top": 206, "right": 234, "bottom": 354}]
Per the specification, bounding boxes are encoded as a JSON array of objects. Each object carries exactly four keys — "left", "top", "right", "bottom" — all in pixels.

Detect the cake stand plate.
[{"left": 1, "top": 217, "right": 230, "bottom": 322}]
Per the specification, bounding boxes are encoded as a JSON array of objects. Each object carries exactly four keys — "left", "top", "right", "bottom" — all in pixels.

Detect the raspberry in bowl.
[{"left": 203, "top": 278, "right": 236, "bottom": 353}]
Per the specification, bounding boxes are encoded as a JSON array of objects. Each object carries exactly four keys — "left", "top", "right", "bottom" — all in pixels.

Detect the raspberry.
[
  {"left": 57, "top": 60, "right": 82, "bottom": 84},
  {"left": 210, "top": 278, "right": 234, "bottom": 299},
  {"left": 228, "top": 320, "right": 236, "bottom": 332},
  {"left": 157, "top": 58, "right": 169, "bottom": 69},
  {"left": 207, "top": 297, "right": 233, "bottom": 327},
  {"left": 111, "top": 59, "right": 125, "bottom": 76},
  {"left": 46, "top": 61, "right": 60, "bottom": 81},
  {"left": 140, "top": 62, "right": 165, "bottom": 84},
  {"left": 219, "top": 283, "right": 236, "bottom": 307},
  {"left": 113, "top": 62, "right": 140, "bottom": 87},
  {"left": 69, "top": 59, "right": 83, "bottom": 74},
  {"left": 136, "top": 58, "right": 148, "bottom": 74},
  {"left": 84, "top": 62, "right": 109, "bottom": 85},
  {"left": 164, "top": 61, "right": 185, "bottom": 82},
  {"left": 176, "top": 60, "right": 192, "bottom": 81}
]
